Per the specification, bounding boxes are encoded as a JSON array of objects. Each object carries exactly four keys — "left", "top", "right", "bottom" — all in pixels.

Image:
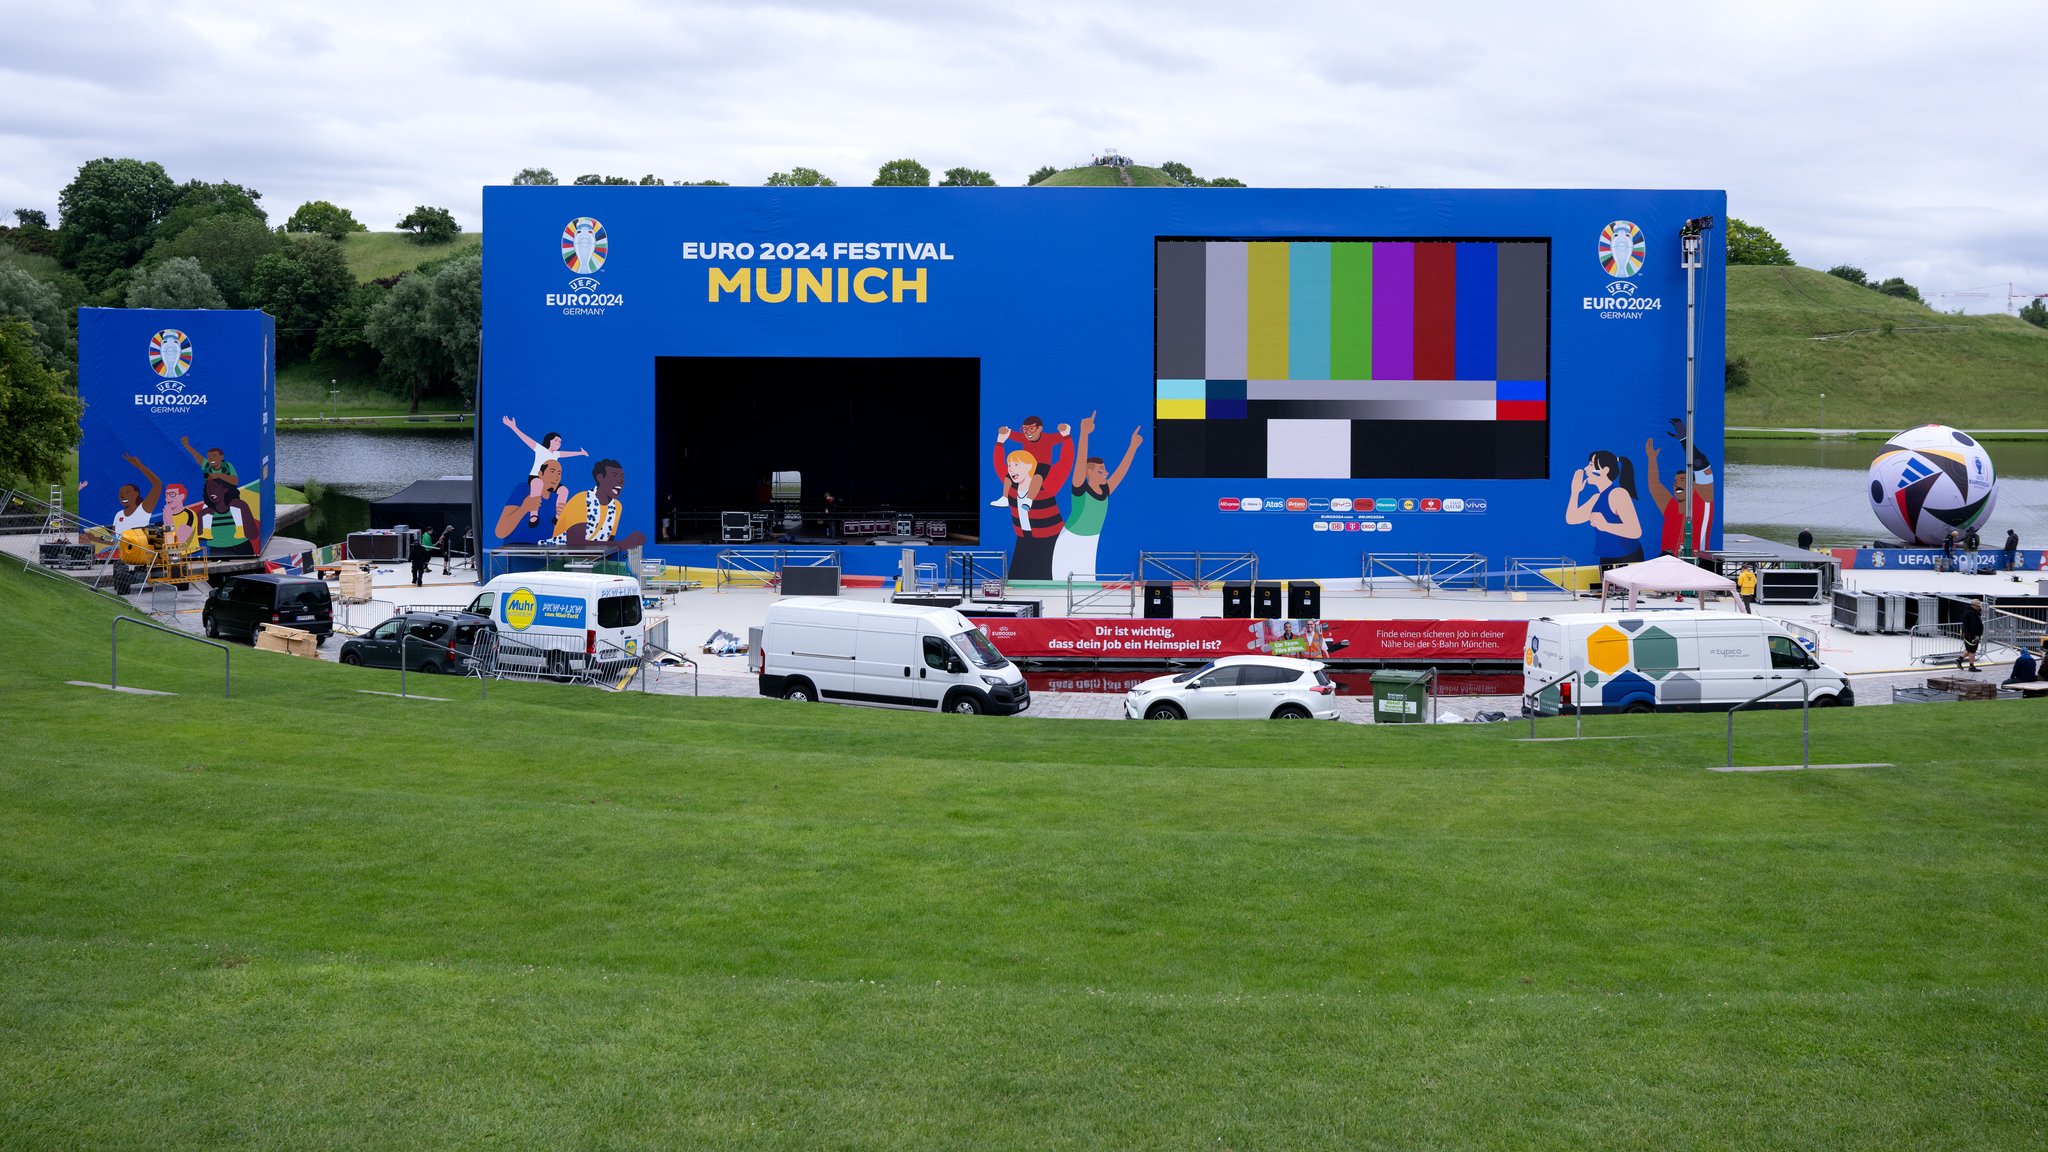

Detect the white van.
[
  {"left": 752, "top": 598, "right": 1030, "bottom": 716},
  {"left": 1524, "top": 611, "right": 1851, "bottom": 715},
  {"left": 463, "top": 571, "right": 646, "bottom": 677}
]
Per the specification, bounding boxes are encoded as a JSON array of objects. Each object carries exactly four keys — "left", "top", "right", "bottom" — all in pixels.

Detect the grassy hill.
[
  {"left": 1033, "top": 165, "right": 1185, "bottom": 188},
  {"left": 341, "top": 231, "right": 480, "bottom": 283},
  {"left": 4, "top": 553, "right": 2046, "bottom": 1148},
  {"left": 1726, "top": 265, "right": 2048, "bottom": 430}
]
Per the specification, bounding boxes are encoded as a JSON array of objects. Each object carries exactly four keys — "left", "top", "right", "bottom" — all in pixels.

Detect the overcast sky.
[{"left": 3, "top": 0, "right": 2043, "bottom": 312}]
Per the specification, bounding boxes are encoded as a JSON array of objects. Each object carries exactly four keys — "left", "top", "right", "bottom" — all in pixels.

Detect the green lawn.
[
  {"left": 341, "top": 231, "right": 481, "bottom": 283},
  {"left": 1726, "top": 265, "right": 2048, "bottom": 429},
  {"left": 1033, "top": 165, "right": 1185, "bottom": 187},
  {"left": 275, "top": 360, "right": 468, "bottom": 423},
  {"left": 0, "top": 239, "right": 69, "bottom": 284},
  {"left": 4, "top": 555, "right": 2047, "bottom": 1145},
  {"left": 8, "top": 553, "right": 2047, "bottom": 1147}
]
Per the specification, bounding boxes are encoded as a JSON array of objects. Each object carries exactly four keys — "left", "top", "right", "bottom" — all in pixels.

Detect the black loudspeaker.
[
  {"left": 1253, "top": 582, "right": 1284, "bottom": 619},
  {"left": 1143, "top": 582, "right": 1174, "bottom": 619},
  {"left": 1222, "top": 581, "right": 1252, "bottom": 618},
  {"left": 780, "top": 566, "right": 841, "bottom": 596},
  {"left": 1288, "top": 580, "right": 1322, "bottom": 619}
]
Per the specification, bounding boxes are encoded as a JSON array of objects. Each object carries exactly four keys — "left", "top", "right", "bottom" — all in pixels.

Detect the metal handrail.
[
  {"left": 113, "top": 615, "right": 230, "bottom": 698},
  {"left": 642, "top": 643, "right": 700, "bottom": 696},
  {"left": 1522, "top": 668, "right": 1582, "bottom": 738},
  {"left": 396, "top": 630, "right": 471, "bottom": 699},
  {"left": 1726, "top": 677, "right": 1813, "bottom": 769}
]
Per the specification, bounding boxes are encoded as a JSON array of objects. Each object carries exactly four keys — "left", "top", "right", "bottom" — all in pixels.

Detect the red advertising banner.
[{"left": 970, "top": 616, "right": 1527, "bottom": 662}]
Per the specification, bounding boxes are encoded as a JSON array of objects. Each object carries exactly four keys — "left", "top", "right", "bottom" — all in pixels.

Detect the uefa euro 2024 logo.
[
  {"left": 549, "top": 218, "right": 622, "bottom": 314},
  {"left": 149, "top": 329, "right": 192, "bottom": 378},
  {"left": 561, "top": 217, "right": 607, "bottom": 276},
  {"left": 1599, "top": 221, "right": 1645, "bottom": 278}
]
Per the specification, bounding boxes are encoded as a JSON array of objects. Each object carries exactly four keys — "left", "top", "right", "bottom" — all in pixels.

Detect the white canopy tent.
[{"left": 1599, "top": 554, "right": 1744, "bottom": 612}]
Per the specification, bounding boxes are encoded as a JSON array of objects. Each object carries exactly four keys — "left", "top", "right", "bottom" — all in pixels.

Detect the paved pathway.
[{"left": 27, "top": 548, "right": 2030, "bottom": 723}]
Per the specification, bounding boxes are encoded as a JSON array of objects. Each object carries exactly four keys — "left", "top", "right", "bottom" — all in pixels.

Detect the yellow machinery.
[{"left": 115, "top": 525, "right": 207, "bottom": 589}]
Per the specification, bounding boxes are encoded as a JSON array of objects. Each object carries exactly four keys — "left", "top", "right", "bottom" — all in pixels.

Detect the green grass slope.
[
  {"left": 1726, "top": 265, "right": 2048, "bottom": 429},
  {"left": 1033, "top": 165, "right": 1185, "bottom": 187},
  {"left": 3, "top": 555, "right": 2045, "bottom": 1149},
  {"left": 342, "top": 231, "right": 480, "bottom": 283}
]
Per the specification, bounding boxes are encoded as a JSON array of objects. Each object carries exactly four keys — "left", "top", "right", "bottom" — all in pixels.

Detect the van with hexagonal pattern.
[{"left": 1523, "top": 612, "right": 1851, "bottom": 715}]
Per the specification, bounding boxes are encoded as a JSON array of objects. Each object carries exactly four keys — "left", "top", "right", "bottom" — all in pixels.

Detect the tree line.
[
  {"left": 1723, "top": 216, "right": 1933, "bottom": 307},
  {"left": 0, "top": 157, "right": 483, "bottom": 438},
  {"left": 512, "top": 157, "right": 1244, "bottom": 188}
]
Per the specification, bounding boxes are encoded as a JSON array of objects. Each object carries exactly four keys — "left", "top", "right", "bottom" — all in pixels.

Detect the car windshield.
[
  {"left": 1172, "top": 660, "right": 1220, "bottom": 683},
  {"left": 953, "top": 629, "right": 1009, "bottom": 670}
]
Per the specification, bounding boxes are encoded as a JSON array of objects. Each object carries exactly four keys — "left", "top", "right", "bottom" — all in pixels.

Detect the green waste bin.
[{"left": 1370, "top": 669, "right": 1431, "bottom": 724}]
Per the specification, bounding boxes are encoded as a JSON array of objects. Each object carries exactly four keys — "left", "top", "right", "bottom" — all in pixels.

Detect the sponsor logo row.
[
  {"left": 1218, "top": 497, "right": 1488, "bottom": 514},
  {"left": 1312, "top": 520, "right": 1396, "bottom": 533}
]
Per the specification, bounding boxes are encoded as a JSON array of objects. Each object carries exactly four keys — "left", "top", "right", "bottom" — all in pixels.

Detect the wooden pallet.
[{"left": 1926, "top": 676, "right": 1999, "bottom": 701}]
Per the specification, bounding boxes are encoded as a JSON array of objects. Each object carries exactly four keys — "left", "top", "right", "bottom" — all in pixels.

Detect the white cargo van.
[
  {"left": 753, "top": 598, "right": 1030, "bottom": 715},
  {"left": 463, "top": 571, "right": 645, "bottom": 677},
  {"left": 1524, "top": 611, "right": 1851, "bottom": 715}
]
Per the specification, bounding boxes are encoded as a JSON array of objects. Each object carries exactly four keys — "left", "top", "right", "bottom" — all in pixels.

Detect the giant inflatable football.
[{"left": 1868, "top": 424, "right": 1997, "bottom": 545}]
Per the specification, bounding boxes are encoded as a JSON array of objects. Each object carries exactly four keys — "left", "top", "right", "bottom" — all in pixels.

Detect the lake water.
[
  {"left": 277, "top": 429, "right": 472, "bottom": 541},
  {"left": 275, "top": 429, "right": 2048, "bottom": 551},
  {"left": 1721, "top": 438, "right": 2048, "bottom": 547}
]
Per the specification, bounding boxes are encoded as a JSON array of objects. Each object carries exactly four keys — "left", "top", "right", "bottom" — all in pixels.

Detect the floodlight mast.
[{"left": 1679, "top": 216, "right": 1714, "bottom": 560}]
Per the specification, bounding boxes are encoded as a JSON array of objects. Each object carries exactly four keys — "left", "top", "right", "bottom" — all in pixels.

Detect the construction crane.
[{"left": 1936, "top": 282, "right": 2048, "bottom": 314}]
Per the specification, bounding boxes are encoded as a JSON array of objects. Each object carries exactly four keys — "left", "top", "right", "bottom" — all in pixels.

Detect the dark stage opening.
[{"left": 654, "top": 356, "right": 981, "bottom": 545}]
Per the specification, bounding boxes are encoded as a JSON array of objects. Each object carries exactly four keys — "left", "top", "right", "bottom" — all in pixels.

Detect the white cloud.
[{"left": 1, "top": 0, "right": 2043, "bottom": 309}]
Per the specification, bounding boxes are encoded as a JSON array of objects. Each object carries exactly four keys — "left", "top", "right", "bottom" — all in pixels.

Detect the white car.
[{"left": 1123, "top": 655, "right": 1340, "bottom": 720}]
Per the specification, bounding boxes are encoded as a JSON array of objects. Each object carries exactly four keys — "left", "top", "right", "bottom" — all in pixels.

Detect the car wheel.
[
  {"left": 781, "top": 679, "right": 815, "bottom": 702},
  {"left": 203, "top": 612, "right": 219, "bottom": 639},
  {"left": 1622, "top": 700, "right": 1655, "bottom": 715},
  {"left": 1272, "top": 705, "right": 1312, "bottom": 720},
  {"left": 1145, "top": 702, "right": 1186, "bottom": 720},
  {"left": 418, "top": 661, "right": 441, "bottom": 674},
  {"left": 1815, "top": 692, "right": 1845, "bottom": 708},
  {"left": 947, "top": 693, "right": 984, "bottom": 716},
  {"left": 340, "top": 651, "right": 361, "bottom": 666},
  {"left": 545, "top": 651, "right": 572, "bottom": 679}
]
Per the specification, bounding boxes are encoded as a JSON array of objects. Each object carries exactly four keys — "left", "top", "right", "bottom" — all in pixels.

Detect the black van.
[{"left": 203, "top": 574, "right": 335, "bottom": 644}]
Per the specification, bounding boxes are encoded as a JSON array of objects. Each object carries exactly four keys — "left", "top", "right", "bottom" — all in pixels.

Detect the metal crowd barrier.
[
  {"left": 1065, "top": 573, "right": 1137, "bottom": 616},
  {"left": 1136, "top": 551, "right": 1257, "bottom": 591},
  {"left": 1363, "top": 553, "right": 1488, "bottom": 596}
]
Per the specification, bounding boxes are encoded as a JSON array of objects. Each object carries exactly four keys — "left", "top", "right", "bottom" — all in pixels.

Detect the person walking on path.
[
  {"left": 1736, "top": 564, "right": 1758, "bottom": 611},
  {"left": 1941, "top": 530, "right": 1958, "bottom": 573},
  {"left": 2003, "top": 529, "right": 2020, "bottom": 572},
  {"left": 437, "top": 526, "right": 455, "bottom": 575},
  {"left": 1961, "top": 598, "right": 1985, "bottom": 673},
  {"left": 411, "top": 527, "right": 434, "bottom": 586}
]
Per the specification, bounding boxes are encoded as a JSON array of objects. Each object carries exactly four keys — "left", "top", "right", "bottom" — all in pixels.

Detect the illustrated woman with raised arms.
[{"left": 1564, "top": 449, "right": 1644, "bottom": 566}]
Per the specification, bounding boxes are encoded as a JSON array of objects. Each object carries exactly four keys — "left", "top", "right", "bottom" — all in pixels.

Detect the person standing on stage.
[{"left": 411, "top": 526, "right": 434, "bottom": 586}]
